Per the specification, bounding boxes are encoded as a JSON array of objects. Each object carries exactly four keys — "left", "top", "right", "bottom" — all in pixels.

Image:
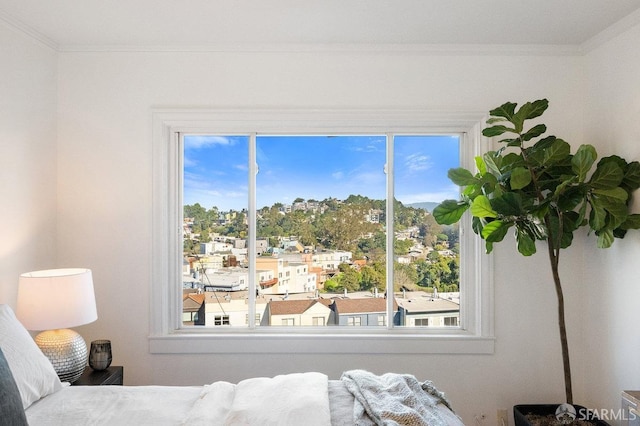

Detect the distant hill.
[{"left": 407, "top": 202, "right": 440, "bottom": 212}]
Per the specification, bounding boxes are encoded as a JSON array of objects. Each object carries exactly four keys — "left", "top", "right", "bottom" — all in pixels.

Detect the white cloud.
[
  {"left": 404, "top": 154, "right": 433, "bottom": 172},
  {"left": 184, "top": 135, "right": 231, "bottom": 150}
]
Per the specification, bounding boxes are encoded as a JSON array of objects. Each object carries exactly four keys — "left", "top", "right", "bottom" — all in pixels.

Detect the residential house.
[
  {"left": 330, "top": 298, "right": 400, "bottom": 326},
  {"left": 265, "top": 299, "right": 333, "bottom": 326},
  {"left": 396, "top": 296, "right": 460, "bottom": 327},
  {"left": 182, "top": 292, "right": 205, "bottom": 326}
]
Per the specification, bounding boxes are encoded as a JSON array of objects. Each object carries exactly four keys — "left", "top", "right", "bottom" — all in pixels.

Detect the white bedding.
[
  {"left": 182, "top": 372, "right": 331, "bottom": 426},
  {"left": 25, "top": 380, "right": 464, "bottom": 426},
  {"left": 25, "top": 385, "right": 202, "bottom": 425},
  {"left": 26, "top": 373, "right": 331, "bottom": 426}
]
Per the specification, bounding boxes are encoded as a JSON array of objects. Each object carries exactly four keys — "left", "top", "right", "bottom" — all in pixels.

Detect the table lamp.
[{"left": 16, "top": 268, "right": 97, "bottom": 383}]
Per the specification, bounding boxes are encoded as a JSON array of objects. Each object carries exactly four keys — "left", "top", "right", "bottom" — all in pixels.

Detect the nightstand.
[{"left": 72, "top": 366, "right": 123, "bottom": 386}]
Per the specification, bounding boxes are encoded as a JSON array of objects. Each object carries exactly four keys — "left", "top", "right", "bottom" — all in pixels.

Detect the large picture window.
[
  {"left": 151, "top": 108, "right": 494, "bottom": 354},
  {"left": 182, "top": 133, "right": 460, "bottom": 329}
]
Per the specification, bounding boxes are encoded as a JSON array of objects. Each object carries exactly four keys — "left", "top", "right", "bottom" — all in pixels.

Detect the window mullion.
[
  {"left": 385, "top": 133, "right": 394, "bottom": 329},
  {"left": 175, "top": 131, "right": 185, "bottom": 330},
  {"left": 248, "top": 133, "right": 257, "bottom": 329}
]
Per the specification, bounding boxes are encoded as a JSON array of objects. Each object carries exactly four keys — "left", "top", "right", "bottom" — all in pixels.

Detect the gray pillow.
[{"left": 0, "top": 346, "right": 29, "bottom": 425}]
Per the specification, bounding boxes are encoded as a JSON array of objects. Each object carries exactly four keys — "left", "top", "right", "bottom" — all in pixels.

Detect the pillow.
[
  {"left": 0, "top": 347, "right": 29, "bottom": 425},
  {"left": 0, "top": 304, "right": 62, "bottom": 409}
]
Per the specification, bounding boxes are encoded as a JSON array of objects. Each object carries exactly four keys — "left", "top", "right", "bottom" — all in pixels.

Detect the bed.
[{"left": 0, "top": 304, "right": 463, "bottom": 425}]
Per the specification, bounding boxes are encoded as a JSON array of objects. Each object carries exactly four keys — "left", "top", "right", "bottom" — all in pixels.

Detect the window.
[
  {"left": 246, "top": 313, "right": 261, "bottom": 326},
  {"left": 444, "top": 317, "right": 459, "bottom": 327},
  {"left": 151, "top": 108, "right": 494, "bottom": 355},
  {"left": 312, "top": 317, "right": 325, "bottom": 326},
  {"left": 282, "top": 318, "right": 295, "bottom": 326},
  {"left": 183, "top": 133, "right": 461, "bottom": 328},
  {"left": 347, "top": 317, "right": 362, "bottom": 326},
  {"left": 415, "top": 318, "right": 429, "bottom": 327},
  {"left": 213, "top": 315, "right": 230, "bottom": 326}
]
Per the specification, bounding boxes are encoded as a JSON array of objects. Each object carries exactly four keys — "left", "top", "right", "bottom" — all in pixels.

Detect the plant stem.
[{"left": 546, "top": 218, "right": 573, "bottom": 404}]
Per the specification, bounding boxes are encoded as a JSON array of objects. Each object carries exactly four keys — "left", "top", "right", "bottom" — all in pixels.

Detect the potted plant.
[{"left": 433, "top": 99, "right": 640, "bottom": 425}]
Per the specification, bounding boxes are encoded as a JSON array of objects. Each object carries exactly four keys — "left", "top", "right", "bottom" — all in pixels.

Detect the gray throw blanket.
[{"left": 341, "top": 370, "right": 454, "bottom": 426}]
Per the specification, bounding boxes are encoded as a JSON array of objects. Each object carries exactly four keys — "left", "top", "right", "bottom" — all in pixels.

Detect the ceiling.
[{"left": 1, "top": 0, "right": 640, "bottom": 50}]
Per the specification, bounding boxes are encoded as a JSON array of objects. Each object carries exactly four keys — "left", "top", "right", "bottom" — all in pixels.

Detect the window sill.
[{"left": 149, "top": 330, "right": 495, "bottom": 355}]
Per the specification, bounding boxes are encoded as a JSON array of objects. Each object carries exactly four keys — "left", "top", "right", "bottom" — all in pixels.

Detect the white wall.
[
  {"left": 0, "top": 22, "right": 57, "bottom": 305},
  {"left": 53, "top": 48, "right": 587, "bottom": 424},
  {"left": 579, "top": 21, "right": 640, "bottom": 422}
]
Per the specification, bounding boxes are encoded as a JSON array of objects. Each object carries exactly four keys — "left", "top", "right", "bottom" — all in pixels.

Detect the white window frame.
[
  {"left": 151, "top": 107, "right": 494, "bottom": 355},
  {"left": 347, "top": 317, "right": 362, "bottom": 326}
]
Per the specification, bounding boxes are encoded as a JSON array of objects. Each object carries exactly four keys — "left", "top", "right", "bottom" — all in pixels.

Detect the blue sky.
[{"left": 183, "top": 134, "right": 459, "bottom": 211}]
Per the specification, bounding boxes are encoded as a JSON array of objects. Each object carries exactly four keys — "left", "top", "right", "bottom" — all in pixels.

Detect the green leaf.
[
  {"left": 523, "top": 99, "right": 549, "bottom": 120},
  {"left": 486, "top": 117, "right": 508, "bottom": 125},
  {"left": 597, "top": 195, "right": 628, "bottom": 229},
  {"left": 510, "top": 167, "right": 532, "bottom": 190},
  {"left": 571, "top": 144, "right": 597, "bottom": 182},
  {"left": 470, "top": 195, "right": 498, "bottom": 218},
  {"left": 433, "top": 200, "right": 469, "bottom": 225},
  {"left": 500, "top": 153, "right": 523, "bottom": 172},
  {"left": 510, "top": 100, "right": 548, "bottom": 133},
  {"left": 522, "top": 124, "right": 547, "bottom": 142},
  {"left": 520, "top": 217, "right": 548, "bottom": 240},
  {"left": 597, "top": 228, "right": 615, "bottom": 248},
  {"left": 484, "top": 240, "right": 494, "bottom": 254},
  {"left": 515, "top": 227, "right": 537, "bottom": 256},
  {"left": 491, "top": 192, "right": 523, "bottom": 216},
  {"left": 488, "top": 102, "right": 517, "bottom": 120},
  {"left": 620, "top": 214, "right": 640, "bottom": 230},
  {"left": 542, "top": 139, "right": 571, "bottom": 166},
  {"left": 483, "top": 125, "right": 514, "bottom": 137},
  {"left": 481, "top": 220, "right": 510, "bottom": 242},
  {"left": 448, "top": 168, "right": 479, "bottom": 186},
  {"left": 483, "top": 153, "right": 501, "bottom": 176},
  {"left": 556, "top": 184, "right": 585, "bottom": 212},
  {"left": 589, "top": 161, "right": 624, "bottom": 189},
  {"left": 462, "top": 183, "right": 482, "bottom": 199},
  {"left": 622, "top": 161, "right": 640, "bottom": 192},
  {"left": 592, "top": 187, "right": 628, "bottom": 202},
  {"left": 527, "top": 136, "right": 557, "bottom": 166},
  {"left": 532, "top": 135, "right": 558, "bottom": 150},
  {"left": 480, "top": 173, "right": 499, "bottom": 196},
  {"left": 589, "top": 198, "right": 607, "bottom": 231},
  {"left": 475, "top": 156, "right": 487, "bottom": 175},
  {"left": 472, "top": 216, "right": 484, "bottom": 236}
]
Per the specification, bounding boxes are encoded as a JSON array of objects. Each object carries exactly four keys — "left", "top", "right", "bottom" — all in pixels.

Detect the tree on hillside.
[{"left": 338, "top": 268, "right": 361, "bottom": 292}]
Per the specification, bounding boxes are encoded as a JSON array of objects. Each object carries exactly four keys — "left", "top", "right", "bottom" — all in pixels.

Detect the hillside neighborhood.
[{"left": 182, "top": 198, "right": 460, "bottom": 328}]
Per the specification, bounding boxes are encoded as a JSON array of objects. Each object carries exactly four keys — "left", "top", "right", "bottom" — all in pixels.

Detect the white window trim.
[{"left": 151, "top": 107, "right": 494, "bottom": 355}]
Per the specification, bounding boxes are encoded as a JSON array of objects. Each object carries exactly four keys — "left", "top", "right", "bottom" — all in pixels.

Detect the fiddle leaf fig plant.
[{"left": 433, "top": 99, "right": 640, "bottom": 404}]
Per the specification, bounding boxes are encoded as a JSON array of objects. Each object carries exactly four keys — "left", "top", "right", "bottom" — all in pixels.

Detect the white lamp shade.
[{"left": 16, "top": 268, "right": 97, "bottom": 330}]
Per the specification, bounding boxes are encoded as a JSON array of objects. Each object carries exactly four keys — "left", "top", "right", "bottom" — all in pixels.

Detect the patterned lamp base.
[{"left": 35, "top": 329, "right": 88, "bottom": 383}]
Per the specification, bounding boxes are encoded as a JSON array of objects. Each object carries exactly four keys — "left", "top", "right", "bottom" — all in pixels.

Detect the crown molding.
[
  {"left": 0, "top": 8, "right": 58, "bottom": 50},
  {"left": 57, "top": 42, "right": 582, "bottom": 56}
]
